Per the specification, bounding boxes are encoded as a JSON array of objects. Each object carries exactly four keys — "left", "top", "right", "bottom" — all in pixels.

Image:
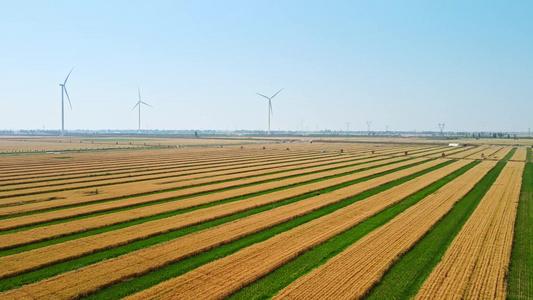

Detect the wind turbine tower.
[
  {"left": 346, "top": 122, "right": 350, "bottom": 133},
  {"left": 59, "top": 68, "right": 74, "bottom": 136},
  {"left": 256, "top": 89, "right": 283, "bottom": 135},
  {"left": 366, "top": 121, "right": 371, "bottom": 135},
  {"left": 132, "top": 86, "right": 154, "bottom": 133},
  {"left": 438, "top": 123, "right": 445, "bottom": 136}
]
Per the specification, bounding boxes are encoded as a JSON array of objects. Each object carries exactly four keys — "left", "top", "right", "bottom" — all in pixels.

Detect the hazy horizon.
[{"left": 1, "top": 1, "right": 532, "bottom": 133}]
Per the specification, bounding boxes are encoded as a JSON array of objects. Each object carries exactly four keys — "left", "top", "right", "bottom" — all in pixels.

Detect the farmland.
[
  {"left": 0, "top": 135, "right": 265, "bottom": 154},
  {"left": 0, "top": 137, "right": 530, "bottom": 299}
]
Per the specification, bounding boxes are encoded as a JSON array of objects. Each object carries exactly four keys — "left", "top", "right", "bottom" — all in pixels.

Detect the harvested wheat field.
[{"left": 0, "top": 139, "right": 530, "bottom": 300}]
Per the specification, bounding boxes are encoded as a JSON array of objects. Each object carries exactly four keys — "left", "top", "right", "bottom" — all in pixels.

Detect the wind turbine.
[
  {"left": 256, "top": 88, "right": 283, "bottom": 135},
  {"left": 59, "top": 67, "right": 74, "bottom": 136},
  {"left": 132, "top": 86, "right": 154, "bottom": 133}
]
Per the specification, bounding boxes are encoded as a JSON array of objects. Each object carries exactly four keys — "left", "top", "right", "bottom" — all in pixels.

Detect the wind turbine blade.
[
  {"left": 270, "top": 88, "right": 283, "bottom": 99},
  {"left": 132, "top": 101, "right": 140, "bottom": 111},
  {"left": 138, "top": 86, "right": 141, "bottom": 101},
  {"left": 256, "top": 93, "right": 270, "bottom": 100},
  {"left": 64, "top": 87, "right": 73, "bottom": 109},
  {"left": 269, "top": 100, "right": 273, "bottom": 116},
  {"left": 141, "top": 101, "right": 154, "bottom": 108},
  {"left": 64, "top": 67, "right": 74, "bottom": 85}
]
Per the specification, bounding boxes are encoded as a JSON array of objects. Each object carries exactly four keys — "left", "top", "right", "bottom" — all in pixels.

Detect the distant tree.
[{"left": 493, "top": 133, "right": 497, "bottom": 138}]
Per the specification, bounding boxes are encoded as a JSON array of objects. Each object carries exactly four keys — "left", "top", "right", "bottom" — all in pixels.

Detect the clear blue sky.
[{"left": 1, "top": 1, "right": 532, "bottom": 132}]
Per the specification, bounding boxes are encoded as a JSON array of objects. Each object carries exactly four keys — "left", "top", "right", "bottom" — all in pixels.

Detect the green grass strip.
[
  {"left": 527, "top": 147, "right": 532, "bottom": 163},
  {"left": 226, "top": 160, "right": 482, "bottom": 300},
  {"left": 507, "top": 160, "right": 532, "bottom": 300},
  {"left": 503, "top": 147, "right": 517, "bottom": 161},
  {"left": 363, "top": 161, "right": 506, "bottom": 299},
  {"left": 0, "top": 161, "right": 452, "bottom": 292},
  {"left": 83, "top": 160, "right": 467, "bottom": 300}
]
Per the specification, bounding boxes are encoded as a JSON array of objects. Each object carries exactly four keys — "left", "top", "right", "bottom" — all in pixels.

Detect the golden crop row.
[
  {"left": 486, "top": 147, "right": 512, "bottom": 161},
  {"left": 1, "top": 143, "right": 444, "bottom": 215},
  {"left": 415, "top": 161, "right": 524, "bottom": 299},
  {"left": 0, "top": 143, "right": 350, "bottom": 180},
  {"left": 0, "top": 154, "right": 409, "bottom": 240},
  {"left": 274, "top": 160, "right": 496, "bottom": 299},
  {"left": 465, "top": 146, "right": 503, "bottom": 160},
  {"left": 0, "top": 153, "right": 404, "bottom": 228},
  {"left": 1, "top": 143, "right": 426, "bottom": 183},
  {"left": 0, "top": 148, "right": 327, "bottom": 186},
  {"left": 0, "top": 146, "right": 246, "bottom": 176},
  {"left": 120, "top": 160, "right": 486, "bottom": 300},
  {"left": 0, "top": 144, "right": 433, "bottom": 208},
  {"left": 509, "top": 147, "right": 527, "bottom": 162},
  {"left": 445, "top": 146, "right": 486, "bottom": 159},
  {"left": 1, "top": 143, "right": 362, "bottom": 184},
  {"left": 0, "top": 150, "right": 345, "bottom": 198},
  {"left": 0, "top": 157, "right": 434, "bottom": 276},
  {"left": 0, "top": 151, "right": 366, "bottom": 213},
  {"left": 0, "top": 158, "right": 454, "bottom": 298}
]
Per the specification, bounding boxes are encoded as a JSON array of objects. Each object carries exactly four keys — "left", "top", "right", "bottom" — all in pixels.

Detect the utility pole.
[
  {"left": 346, "top": 122, "right": 350, "bottom": 134},
  {"left": 438, "top": 123, "right": 445, "bottom": 136},
  {"left": 366, "top": 121, "right": 371, "bottom": 135},
  {"left": 385, "top": 125, "right": 388, "bottom": 134}
]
